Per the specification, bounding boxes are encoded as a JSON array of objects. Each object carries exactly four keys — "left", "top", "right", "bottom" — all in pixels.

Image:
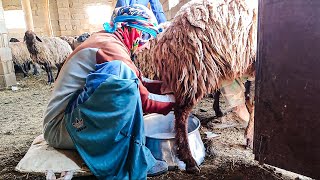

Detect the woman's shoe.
[{"left": 147, "top": 160, "right": 168, "bottom": 177}]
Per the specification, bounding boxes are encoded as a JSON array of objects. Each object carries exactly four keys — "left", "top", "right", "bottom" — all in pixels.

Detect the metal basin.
[{"left": 144, "top": 111, "right": 205, "bottom": 170}]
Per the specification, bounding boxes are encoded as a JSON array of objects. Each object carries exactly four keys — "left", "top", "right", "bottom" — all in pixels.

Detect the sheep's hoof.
[
  {"left": 246, "top": 137, "right": 253, "bottom": 149},
  {"left": 215, "top": 111, "right": 223, "bottom": 117},
  {"left": 186, "top": 165, "right": 200, "bottom": 174},
  {"left": 245, "top": 127, "right": 254, "bottom": 149}
]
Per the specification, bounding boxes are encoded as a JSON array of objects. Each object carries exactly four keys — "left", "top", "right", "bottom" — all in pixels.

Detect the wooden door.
[{"left": 254, "top": 0, "right": 320, "bottom": 179}]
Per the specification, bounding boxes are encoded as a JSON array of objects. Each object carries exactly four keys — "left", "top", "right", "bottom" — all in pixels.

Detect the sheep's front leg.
[
  {"left": 174, "top": 105, "right": 200, "bottom": 174},
  {"left": 44, "top": 63, "right": 54, "bottom": 84}
]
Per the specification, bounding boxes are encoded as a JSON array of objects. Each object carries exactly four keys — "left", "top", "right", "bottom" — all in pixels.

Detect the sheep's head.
[
  {"left": 9, "top": 38, "right": 20, "bottom": 42},
  {"left": 77, "top": 32, "right": 90, "bottom": 42},
  {"left": 24, "top": 30, "right": 42, "bottom": 44}
]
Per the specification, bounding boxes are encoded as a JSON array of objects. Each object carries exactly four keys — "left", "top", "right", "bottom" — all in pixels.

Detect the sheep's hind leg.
[
  {"left": 32, "top": 63, "right": 39, "bottom": 75},
  {"left": 174, "top": 105, "right": 200, "bottom": 174},
  {"left": 213, "top": 90, "right": 223, "bottom": 117},
  {"left": 21, "top": 64, "right": 28, "bottom": 78}
]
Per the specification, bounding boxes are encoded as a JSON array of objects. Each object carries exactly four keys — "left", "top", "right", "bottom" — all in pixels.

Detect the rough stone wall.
[
  {"left": 0, "top": 0, "right": 17, "bottom": 89},
  {"left": 1, "top": 0, "right": 20, "bottom": 10},
  {"left": 2, "top": 0, "right": 115, "bottom": 37},
  {"left": 30, "top": 0, "right": 47, "bottom": 36},
  {"left": 56, "top": 0, "right": 114, "bottom": 36},
  {"left": 49, "top": 0, "right": 61, "bottom": 36},
  {"left": 161, "top": 0, "right": 191, "bottom": 21},
  {"left": 29, "top": 0, "right": 61, "bottom": 36},
  {"left": 2, "top": 0, "right": 189, "bottom": 39}
]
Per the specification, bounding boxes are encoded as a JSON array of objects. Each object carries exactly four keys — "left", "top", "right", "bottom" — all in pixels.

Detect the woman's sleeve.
[
  {"left": 115, "top": 0, "right": 128, "bottom": 8},
  {"left": 97, "top": 48, "right": 174, "bottom": 115},
  {"left": 141, "top": 76, "right": 163, "bottom": 94},
  {"left": 149, "top": 0, "right": 167, "bottom": 24},
  {"left": 138, "top": 80, "right": 175, "bottom": 115}
]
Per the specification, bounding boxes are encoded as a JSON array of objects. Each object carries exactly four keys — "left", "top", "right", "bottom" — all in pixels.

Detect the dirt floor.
[{"left": 0, "top": 71, "right": 310, "bottom": 180}]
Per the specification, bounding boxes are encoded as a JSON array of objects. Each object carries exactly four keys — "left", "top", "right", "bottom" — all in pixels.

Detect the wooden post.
[
  {"left": 112, "top": 0, "right": 117, "bottom": 8},
  {"left": 45, "top": 0, "right": 53, "bottom": 36},
  {"left": 21, "top": 0, "right": 34, "bottom": 31}
]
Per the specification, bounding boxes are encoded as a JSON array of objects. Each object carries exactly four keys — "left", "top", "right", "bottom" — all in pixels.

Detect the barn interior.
[{"left": 0, "top": 0, "right": 318, "bottom": 179}]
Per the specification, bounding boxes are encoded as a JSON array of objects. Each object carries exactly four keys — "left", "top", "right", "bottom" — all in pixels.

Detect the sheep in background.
[
  {"left": 73, "top": 32, "right": 91, "bottom": 50},
  {"left": 9, "top": 38, "right": 20, "bottom": 42},
  {"left": 60, "top": 32, "right": 91, "bottom": 50},
  {"left": 76, "top": 32, "right": 90, "bottom": 43},
  {"left": 9, "top": 38, "right": 39, "bottom": 77},
  {"left": 153, "top": 0, "right": 257, "bottom": 173},
  {"left": 9, "top": 42, "right": 32, "bottom": 77},
  {"left": 24, "top": 30, "right": 72, "bottom": 84},
  {"left": 60, "top": 36, "right": 78, "bottom": 50}
]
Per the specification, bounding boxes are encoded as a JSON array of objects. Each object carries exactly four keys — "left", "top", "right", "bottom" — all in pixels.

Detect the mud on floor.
[{"left": 0, "top": 72, "right": 304, "bottom": 180}]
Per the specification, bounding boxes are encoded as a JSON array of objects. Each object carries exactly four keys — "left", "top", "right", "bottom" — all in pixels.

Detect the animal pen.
[{"left": 0, "top": 0, "right": 319, "bottom": 179}]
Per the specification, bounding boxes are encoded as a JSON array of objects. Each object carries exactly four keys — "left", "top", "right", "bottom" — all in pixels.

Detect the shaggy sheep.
[
  {"left": 135, "top": 22, "right": 172, "bottom": 80},
  {"left": 152, "top": 0, "right": 257, "bottom": 173},
  {"left": 135, "top": 37, "right": 161, "bottom": 80},
  {"left": 136, "top": 37, "right": 226, "bottom": 117},
  {"left": 135, "top": 21, "right": 251, "bottom": 119},
  {"left": 24, "top": 30, "right": 72, "bottom": 84}
]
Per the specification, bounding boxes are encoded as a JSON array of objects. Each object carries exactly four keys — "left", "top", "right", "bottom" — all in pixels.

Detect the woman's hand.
[{"left": 160, "top": 84, "right": 174, "bottom": 94}]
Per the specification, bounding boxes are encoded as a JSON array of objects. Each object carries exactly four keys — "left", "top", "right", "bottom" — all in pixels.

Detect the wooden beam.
[
  {"left": 21, "top": 0, "right": 34, "bottom": 31},
  {"left": 45, "top": 0, "right": 53, "bottom": 36}
]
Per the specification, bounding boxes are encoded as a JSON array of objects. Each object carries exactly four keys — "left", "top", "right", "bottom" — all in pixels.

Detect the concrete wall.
[
  {"left": 55, "top": 0, "right": 114, "bottom": 36},
  {"left": 0, "top": 0, "right": 17, "bottom": 89},
  {"left": 2, "top": 0, "right": 190, "bottom": 40},
  {"left": 30, "top": 0, "right": 61, "bottom": 36},
  {"left": 2, "top": 0, "right": 25, "bottom": 40},
  {"left": 2, "top": 0, "right": 115, "bottom": 38}
]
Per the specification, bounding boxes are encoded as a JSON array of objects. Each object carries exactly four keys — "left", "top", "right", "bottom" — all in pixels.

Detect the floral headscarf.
[{"left": 103, "top": 5, "right": 159, "bottom": 59}]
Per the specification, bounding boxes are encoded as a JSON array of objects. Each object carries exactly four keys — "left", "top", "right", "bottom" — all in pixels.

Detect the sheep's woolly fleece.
[
  {"left": 9, "top": 42, "right": 31, "bottom": 65},
  {"left": 153, "top": 0, "right": 257, "bottom": 105},
  {"left": 42, "top": 37, "right": 73, "bottom": 65},
  {"left": 135, "top": 22, "right": 171, "bottom": 80},
  {"left": 28, "top": 36, "right": 72, "bottom": 66}
]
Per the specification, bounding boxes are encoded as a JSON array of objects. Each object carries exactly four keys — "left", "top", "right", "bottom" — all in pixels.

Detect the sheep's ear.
[{"left": 36, "top": 36, "right": 42, "bottom": 42}]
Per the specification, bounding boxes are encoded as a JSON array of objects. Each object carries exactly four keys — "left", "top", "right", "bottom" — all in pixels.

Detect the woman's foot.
[{"left": 147, "top": 160, "right": 168, "bottom": 177}]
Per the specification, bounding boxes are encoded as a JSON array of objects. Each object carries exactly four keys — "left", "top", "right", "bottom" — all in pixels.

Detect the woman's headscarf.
[{"left": 103, "top": 4, "right": 159, "bottom": 58}]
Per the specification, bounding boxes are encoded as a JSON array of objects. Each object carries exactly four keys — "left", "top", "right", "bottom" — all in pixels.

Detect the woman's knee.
[{"left": 43, "top": 126, "right": 75, "bottom": 150}]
